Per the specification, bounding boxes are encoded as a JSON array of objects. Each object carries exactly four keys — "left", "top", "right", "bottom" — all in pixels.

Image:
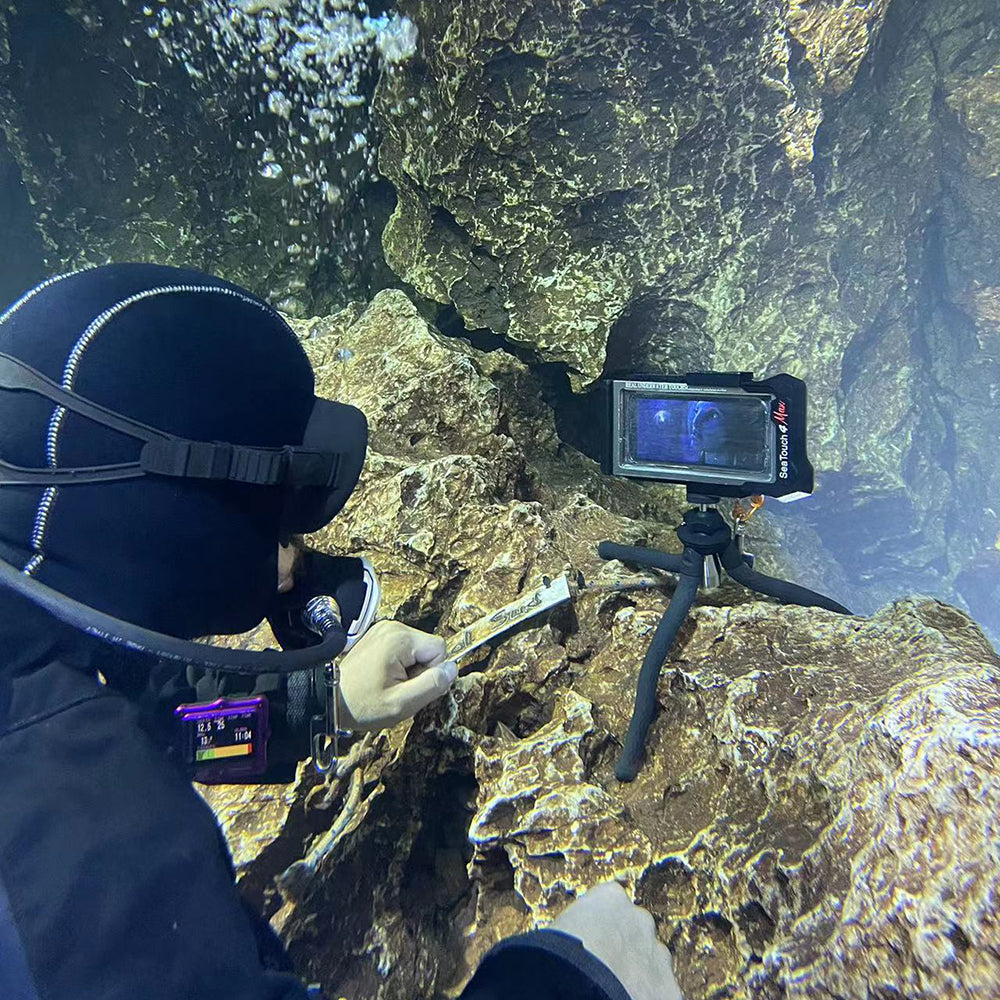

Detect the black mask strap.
[{"left": 0, "top": 351, "right": 341, "bottom": 490}]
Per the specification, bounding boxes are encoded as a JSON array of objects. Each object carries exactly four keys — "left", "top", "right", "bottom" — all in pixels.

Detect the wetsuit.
[
  {"left": 0, "top": 264, "right": 631, "bottom": 999},
  {"left": 0, "top": 600, "right": 630, "bottom": 1000}
]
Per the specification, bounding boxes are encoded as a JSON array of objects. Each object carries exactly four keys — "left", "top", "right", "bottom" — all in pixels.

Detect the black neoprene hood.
[{"left": 0, "top": 263, "right": 368, "bottom": 639}]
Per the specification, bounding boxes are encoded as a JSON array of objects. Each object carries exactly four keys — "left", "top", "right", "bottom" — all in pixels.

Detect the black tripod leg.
[
  {"left": 721, "top": 546, "right": 852, "bottom": 615},
  {"left": 616, "top": 570, "right": 701, "bottom": 782},
  {"left": 598, "top": 541, "right": 686, "bottom": 575}
]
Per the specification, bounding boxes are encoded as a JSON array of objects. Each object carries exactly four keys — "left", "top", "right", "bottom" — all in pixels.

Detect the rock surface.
[
  {"left": 2, "top": 1, "right": 999, "bottom": 991},
  {"left": 372, "top": 0, "right": 1000, "bottom": 645},
  {"left": 0, "top": 0, "right": 400, "bottom": 315},
  {"left": 2, "top": 0, "right": 998, "bottom": 642},
  {"left": 202, "top": 291, "right": 1000, "bottom": 1000}
]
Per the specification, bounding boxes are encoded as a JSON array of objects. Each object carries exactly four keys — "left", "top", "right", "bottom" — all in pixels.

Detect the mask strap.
[{"left": 0, "top": 352, "right": 341, "bottom": 489}]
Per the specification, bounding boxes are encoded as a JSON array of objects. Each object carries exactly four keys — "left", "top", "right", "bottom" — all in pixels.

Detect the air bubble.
[{"left": 121, "top": 1, "right": 420, "bottom": 257}]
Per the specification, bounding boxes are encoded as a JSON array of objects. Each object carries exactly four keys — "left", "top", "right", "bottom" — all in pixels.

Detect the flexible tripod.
[{"left": 598, "top": 489, "right": 852, "bottom": 781}]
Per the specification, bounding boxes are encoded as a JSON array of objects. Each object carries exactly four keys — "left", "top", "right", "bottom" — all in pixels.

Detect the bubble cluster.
[{"left": 123, "top": 0, "right": 418, "bottom": 276}]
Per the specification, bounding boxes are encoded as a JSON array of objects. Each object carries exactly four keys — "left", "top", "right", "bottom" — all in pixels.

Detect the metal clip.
[
  {"left": 732, "top": 496, "right": 761, "bottom": 573},
  {"left": 736, "top": 533, "right": 756, "bottom": 571},
  {"left": 311, "top": 661, "right": 353, "bottom": 774},
  {"left": 732, "top": 494, "right": 765, "bottom": 526},
  {"left": 310, "top": 663, "right": 336, "bottom": 773},
  {"left": 703, "top": 552, "right": 723, "bottom": 589}
]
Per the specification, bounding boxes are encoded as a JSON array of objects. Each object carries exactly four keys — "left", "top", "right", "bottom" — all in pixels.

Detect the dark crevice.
[
  {"left": 432, "top": 302, "right": 606, "bottom": 466},
  {"left": 399, "top": 770, "right": 479, "bottom": 925},
  {"left": 434, "top": 303, "right": 512, "bottom": 363},
  {"left": 431, "top": 203, "right": 468, "bottom": 244},
  {"left": 490, "top": 690, "right": 543, "bottom": 736},
  {"left": 636, "top": 857, "right": 695, "bottom": 912},
  {"left": 283, "top": 754, "right": 479, "bottom": 994},
  {"left": 736, "top": 900, "right": 776, "bottom": 955},
  {"left": 470, "top": 847, "right": 529, "bottom": 916},
  {"left": 947, "top": 922, "right": 971, "bottom": 958},
  {"left": 511, "top": 462, "right": 537, "bottom": 503},
  {"left": 543, "top": 366, "right": 605, "bottom": 464},
  {"left": 404, "top": 569, "right": 470, "bottom": 635},
  {"left": 784, "top": 34, "right": 814, "bottom": 92},
  {"left": 868, "top": 0, "right": 923, "bottom": 93},
  {"left": 693, "top": 910, "right": 734, "bottom": 935},
  {"left": 596, "top": 594, "right": 638, "bottom": 631},
  {"left": 435, "top": 303, "right": 535, "bottom": 361}
]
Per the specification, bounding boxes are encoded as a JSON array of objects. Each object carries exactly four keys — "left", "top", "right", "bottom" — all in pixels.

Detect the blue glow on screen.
[{"left": 634, "top": 397, "right": 767, "bottom": 470}]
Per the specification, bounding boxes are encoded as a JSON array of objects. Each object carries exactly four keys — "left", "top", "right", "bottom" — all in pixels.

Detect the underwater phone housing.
[
  {"left": 601, "top": 371, "right": 813, "bottom": 502},
  {"left": 595, "top": 369, "right": 854, "bottom": 781}
]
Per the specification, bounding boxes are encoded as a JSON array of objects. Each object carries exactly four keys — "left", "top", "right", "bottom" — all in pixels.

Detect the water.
[
  {"left": 0, "top": 0, "right": 996, "bottom": 651},
  {"left": 2, "top": 5, "right": 999, "bottom": 1000}
]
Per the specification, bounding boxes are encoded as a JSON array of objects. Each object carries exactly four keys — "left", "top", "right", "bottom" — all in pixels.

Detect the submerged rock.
[
  {"left": 0, "top": 0, "right": 405, "bottom": 314},
  {"left": 203, "top": 291, "right": 1000, "bottom": 1000},
  {"left": 372, "top": 0, "right": 1000, "bottom": 647},
  {"left": 2, "top": 0, "right": 997, "bottom": 643}
]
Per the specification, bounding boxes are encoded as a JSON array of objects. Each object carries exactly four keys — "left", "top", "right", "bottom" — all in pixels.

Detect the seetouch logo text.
[{"left": 772, "top": 400, "right": 790, "bottom": 479}]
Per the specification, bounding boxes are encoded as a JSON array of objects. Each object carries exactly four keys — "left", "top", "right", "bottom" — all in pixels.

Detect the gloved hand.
[
  {"left": 336, "top": 619, "right": 459, "bottom": 732},
  {"left": 550, "top": 881, "right": 682, "bottom": 1000}
]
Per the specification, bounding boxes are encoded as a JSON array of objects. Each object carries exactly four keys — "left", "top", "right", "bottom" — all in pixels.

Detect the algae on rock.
[
  {"left": 372, "top": 0, "right": 1000, "bottom": 646},
  {"left": 2, "top": 0, "right": 997, "bottom": 643}
]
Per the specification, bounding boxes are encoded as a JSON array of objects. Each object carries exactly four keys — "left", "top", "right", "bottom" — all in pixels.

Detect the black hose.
[
  {"left": 0, "top": 555, "right": 346, "bottom": 674},
  {"left": 615, "top": 569, "right": 701, "bottom": 782}
]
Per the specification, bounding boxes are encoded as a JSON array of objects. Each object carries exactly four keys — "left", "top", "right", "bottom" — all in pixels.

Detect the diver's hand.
[
  {"left": 550, "top": 881, "right": 682, "bottom": 1000},
  {"left": 336, "top": 620, "right": 458, "bottom": 732}
]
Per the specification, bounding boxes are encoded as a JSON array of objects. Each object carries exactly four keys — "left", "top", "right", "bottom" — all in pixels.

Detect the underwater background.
[
  {"left": 2, "top": 0, "right": 997, "bottom": 652},
  {"left": 3, "top": 4, "right": 1000, "bottom": 999}
]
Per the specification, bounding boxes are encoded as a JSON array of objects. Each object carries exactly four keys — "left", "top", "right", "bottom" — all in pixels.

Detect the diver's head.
[{"left": 0, "top": 264, "right": 367, "bottom": 640}]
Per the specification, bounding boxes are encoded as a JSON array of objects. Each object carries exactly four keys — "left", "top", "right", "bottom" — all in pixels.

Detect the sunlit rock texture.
[
  {"left": 373, "top": 0, "right": 1000, "bottom": 645},
  {"left": 202, "top": 291, "right": 1000, "bottom": 1000},
  {"left": 1, "top": 1, "right": 999, "bottom": 990},
  {"left": 3, "top": 0, "right": 995, "bottom": 642}
]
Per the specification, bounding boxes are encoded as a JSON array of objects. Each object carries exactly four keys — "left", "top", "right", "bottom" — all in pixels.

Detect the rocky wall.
[
  {"left": 0, "top": 0, "right": 42, "bottom": 304},
  {"left": 1, "top": 0, "right": 996, "bottom": 643},
  {"left": 0, "top": 0, "right": 401, "bottom": 314},
  {"left": 202, "top": 291, "right": 1000, "bottom": 999},
  {"left": 371, "top": 0, "right": 1000, "bottom": 647}
]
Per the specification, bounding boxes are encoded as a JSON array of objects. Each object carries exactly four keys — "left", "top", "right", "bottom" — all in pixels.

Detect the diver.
[{"left": 0, "top": 264, "right": 678, "bottom": 1000}]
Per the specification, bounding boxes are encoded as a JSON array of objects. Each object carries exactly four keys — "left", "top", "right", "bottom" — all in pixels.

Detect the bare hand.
[
  {"left": 336, "top": 620, "right": 458, "bottom": 732},
  {"left": 550, "top": 881, "right": 682, "bottom": 1000}
]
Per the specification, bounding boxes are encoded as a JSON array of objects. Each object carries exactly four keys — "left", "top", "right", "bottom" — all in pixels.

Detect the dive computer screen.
[{"left": 174, "top": 696, "right": 269, "bottom": 784}]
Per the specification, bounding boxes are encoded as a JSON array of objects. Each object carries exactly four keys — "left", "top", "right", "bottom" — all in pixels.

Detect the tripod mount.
[{"left": 598, "top": 489, "right": 851, "bottom": 781}]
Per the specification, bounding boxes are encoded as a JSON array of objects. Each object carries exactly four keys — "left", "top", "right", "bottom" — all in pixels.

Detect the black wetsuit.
[
  {"left": 0, "top": 599, "right": 630, "bottom": 1000},
  {"left": 0, "top": 264, "right": 632, "bottom": 998}
]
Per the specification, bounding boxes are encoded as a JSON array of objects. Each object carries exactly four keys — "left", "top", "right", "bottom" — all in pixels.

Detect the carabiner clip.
[
  {"left": 311, "top": 661, "right": 349, "bottom": 774},
  {"left": 732, "top": 494, "right": 765, "bottom": 527},
  {"left": 310, "top": 726, "right": 337, "bottom": 773}
]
